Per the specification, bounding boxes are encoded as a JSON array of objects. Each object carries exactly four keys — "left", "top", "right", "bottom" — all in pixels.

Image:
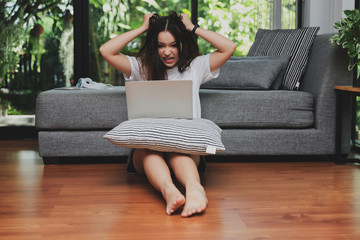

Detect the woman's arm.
[
  {"left": 99, "top": 14, "right": 154, "bottom": 76},
  {"left": 180, "top": 14, "right": 236, "bottom": 72}
]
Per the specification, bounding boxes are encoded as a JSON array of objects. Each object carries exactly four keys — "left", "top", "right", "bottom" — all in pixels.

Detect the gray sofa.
[{"left": 35, "top": 34, "right": 352, "bottom": 164}]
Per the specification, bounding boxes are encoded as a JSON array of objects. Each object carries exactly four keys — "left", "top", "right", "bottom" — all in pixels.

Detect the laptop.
[{"left": 125, "top": 80, "right": 193, "bottom": 120}]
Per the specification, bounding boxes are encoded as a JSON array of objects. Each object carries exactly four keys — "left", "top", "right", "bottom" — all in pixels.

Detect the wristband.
[{"left": 192, "top": 24, "right": 199, "bottom": 34}]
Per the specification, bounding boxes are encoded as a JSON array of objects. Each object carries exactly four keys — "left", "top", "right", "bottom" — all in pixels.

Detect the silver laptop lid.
[{"left": 125, "top": 80, "right": 193, "bottom": 120}]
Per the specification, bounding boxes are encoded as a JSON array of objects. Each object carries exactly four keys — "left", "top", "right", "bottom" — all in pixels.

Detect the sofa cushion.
[
  {"left": 104, "top": 118, "right": 225, "bottom": 155},
  {"left": 201, "top": 55, "right": 291, "bottom": 90},
  {"left": 247, "top": 27, "right": 319, "bottom": 90},
  {"left": 200, "top": 89, "right": 314, "bottom": 128},
  {"left": 36, "top": 87, "right": 314, "bottom": 130},
  {"left": 35, "top": 87, "right": 128, "bottom": 130}
]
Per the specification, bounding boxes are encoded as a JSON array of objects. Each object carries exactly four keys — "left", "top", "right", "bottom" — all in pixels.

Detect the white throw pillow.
[{"left": 104, "top": 118, "right": 225, "bottom": 155}]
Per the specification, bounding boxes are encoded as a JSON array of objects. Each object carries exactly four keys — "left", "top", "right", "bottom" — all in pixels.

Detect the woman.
[{"left": 100, "top": 12, "right": 236, "bottom": 217}]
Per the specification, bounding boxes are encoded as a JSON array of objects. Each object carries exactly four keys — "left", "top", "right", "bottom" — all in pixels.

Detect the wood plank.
[{"left": 0, "top": 140, "right": 360, "bottom": 239}]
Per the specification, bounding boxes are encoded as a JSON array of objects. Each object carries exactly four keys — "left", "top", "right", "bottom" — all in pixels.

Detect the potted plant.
[{"left": 330, "top": 9, "right": 360, "bottom": 86}]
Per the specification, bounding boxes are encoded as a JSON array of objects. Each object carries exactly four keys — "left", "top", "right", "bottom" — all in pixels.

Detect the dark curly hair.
[{"left": 136, "top": 11, "right": 200, "bottom": 80}]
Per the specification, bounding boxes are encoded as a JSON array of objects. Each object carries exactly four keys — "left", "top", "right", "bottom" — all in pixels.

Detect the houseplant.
[{"left": 330, "top": 9, "right": 360, "bottom": 86}]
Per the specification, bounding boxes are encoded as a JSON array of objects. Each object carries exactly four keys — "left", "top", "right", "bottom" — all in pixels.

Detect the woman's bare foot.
[
  {"left": 181, "top": 183, "right": 208, "bottom": 217},
  {"left": 161, "top": 184, "right": 185, "bottom": 215}
]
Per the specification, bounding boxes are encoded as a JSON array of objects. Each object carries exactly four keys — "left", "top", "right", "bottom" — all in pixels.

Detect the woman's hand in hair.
[
  {"left": 99, "top": 13, "right": 155, "bottom": 76},
  {"left": 186, "top": 20, "right": 236, "bottom": 72},
  {"left": 180, "top": 13, "right": 194, "bottom": 32},
  {"left": 142, "top": 13, "right": 156, "bottom": 31}
]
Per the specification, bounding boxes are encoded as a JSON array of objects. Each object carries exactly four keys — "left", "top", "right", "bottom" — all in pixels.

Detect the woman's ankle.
[{"left": 185, "top": 181, "right": 204, "bottom": 191}]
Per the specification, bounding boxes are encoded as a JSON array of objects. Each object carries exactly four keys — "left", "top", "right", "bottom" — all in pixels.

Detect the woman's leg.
[
  {"left": 132, "top": 149, "right": 185, "bottom": 215},
  {"left": 166, "top": 153, "right": 208, "bottom": 217}
]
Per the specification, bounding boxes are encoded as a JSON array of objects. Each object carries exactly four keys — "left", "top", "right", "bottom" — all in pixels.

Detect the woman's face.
[{"left": 157, "top": 31, "right": 179, "bottom": 69}]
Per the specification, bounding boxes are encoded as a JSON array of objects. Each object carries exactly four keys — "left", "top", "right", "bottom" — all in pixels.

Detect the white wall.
[{"left": 303, "top": 0, "right": 355, "bottom": 34}]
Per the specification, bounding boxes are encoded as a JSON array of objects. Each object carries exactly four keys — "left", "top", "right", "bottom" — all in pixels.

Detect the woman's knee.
[
  {"left": 166, "top": 152, "right": 200, "bottom": 166},
  {"left": 132, "top": 149, "right": 145, "bottom": 174},
  {"left": 133, "top": 149, "right": 165, "bottom": 174}
]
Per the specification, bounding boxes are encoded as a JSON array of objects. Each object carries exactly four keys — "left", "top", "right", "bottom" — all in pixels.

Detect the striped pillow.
[
  {"left": 104, "top": 118, "right": 225, "bottom": 155},
  {"left": 247, "top": 27, "right": 319, "bottom": 90}
]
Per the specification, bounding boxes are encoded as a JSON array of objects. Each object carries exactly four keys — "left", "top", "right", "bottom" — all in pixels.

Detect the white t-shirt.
[{"left": 124, "top": 54, "right": 220, "bottom": 118}]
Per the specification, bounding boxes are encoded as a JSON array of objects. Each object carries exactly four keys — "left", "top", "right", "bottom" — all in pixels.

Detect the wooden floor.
[{"left": 1, "top": 140, "right": 360, "bottom": 240}]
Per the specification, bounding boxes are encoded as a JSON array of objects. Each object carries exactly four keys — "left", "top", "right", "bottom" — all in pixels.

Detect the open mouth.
[{"left": 163, "top": 57, "right": 175, "bottom": 64}]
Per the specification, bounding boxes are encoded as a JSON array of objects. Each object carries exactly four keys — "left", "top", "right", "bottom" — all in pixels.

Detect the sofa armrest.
[{"left": 300, "top": 33, "right": 352, "bottom": 153}]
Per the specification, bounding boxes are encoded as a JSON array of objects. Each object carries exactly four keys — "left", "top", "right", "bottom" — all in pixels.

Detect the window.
[
  {"left": 198, "top": 0, "right": 297, "bottom": 56},
  {"left": 0, "top": 0, "right": 73, "bottom": 128},
  {"left": 89, "top": 0, "right": 298, "bottom": 85}
]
